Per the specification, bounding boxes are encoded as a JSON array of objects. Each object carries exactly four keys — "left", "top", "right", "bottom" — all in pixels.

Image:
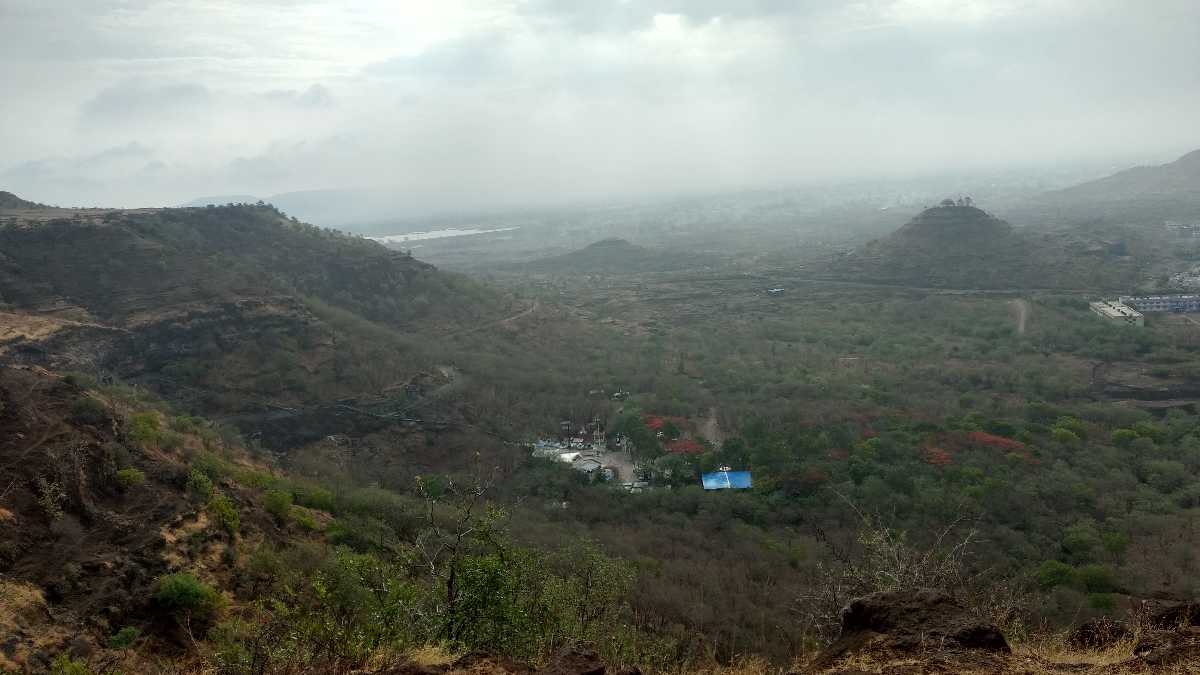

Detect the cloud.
[{"left": 2, "top": 0, "right": 1198, "bottom": 211}]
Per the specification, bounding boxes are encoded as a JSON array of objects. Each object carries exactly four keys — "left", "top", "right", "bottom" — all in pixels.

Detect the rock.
[
  {"left": 66, "top": 636, "right": 93, "bottom": 659},
  {"left": 809, "top": 588, "right": 1009, "bottom": 671},
  {"left": 1068, "top": 617, "right": 1130, "bottom": 648},
  {"left": 1147, "top": 600, "right": 1200, "bottom": 629},
  {"left": 1132, "top": 628, "right": 1200, "bottom": 666},
  {"left": 541, "top": 648, "right": 607, "bottom": 675}
]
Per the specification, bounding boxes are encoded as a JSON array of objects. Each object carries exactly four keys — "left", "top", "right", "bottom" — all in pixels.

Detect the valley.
[{"left": 4, "top": 152, "right": 1200, "bottom": 674}]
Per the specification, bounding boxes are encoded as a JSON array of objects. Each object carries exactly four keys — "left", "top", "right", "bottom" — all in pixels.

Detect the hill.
[
  {"left": 1013, "top": 148, "right": 1200, "bottom": 226},
  {"left": 824, "top": 201, "right": 1141, "bottom": 289},
  {"left": 0, "top": 204, "right": 511, "bottom": 444},
  {"left": 514, "top": 238, "right": 711, "bottom": 275},
  {"left": 0, "top": 364, "right": 332, "bottom": 668},
  {"left": 0, "top": 190, "right": 44, "bottom": 209}
]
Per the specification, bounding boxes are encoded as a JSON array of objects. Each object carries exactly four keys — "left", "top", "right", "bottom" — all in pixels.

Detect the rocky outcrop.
[{"left": 808, "top": 589, "right": 1009, "bottom": 671}]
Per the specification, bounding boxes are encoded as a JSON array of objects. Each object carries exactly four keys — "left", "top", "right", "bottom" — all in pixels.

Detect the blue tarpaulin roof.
[{"left": 701, "top": 471, "right": 752, "bottom": 490}]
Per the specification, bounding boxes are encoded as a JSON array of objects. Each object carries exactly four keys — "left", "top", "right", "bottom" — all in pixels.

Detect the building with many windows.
[{"left": 1120, "top": 295, "right": 1200, "bottom": 313}]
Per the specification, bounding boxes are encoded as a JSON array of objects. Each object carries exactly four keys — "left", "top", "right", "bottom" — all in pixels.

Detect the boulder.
[
  {"left": 809, "top": 588, "right": 1009, "bottom": 670},
  {"left": 1068, "top": 617, "right": 1130, "bottom": 648}
]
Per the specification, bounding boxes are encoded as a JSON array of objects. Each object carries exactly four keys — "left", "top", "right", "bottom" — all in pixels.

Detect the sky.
[{"left": 2, "top": 0, "right": 1198, "bottom": 211}]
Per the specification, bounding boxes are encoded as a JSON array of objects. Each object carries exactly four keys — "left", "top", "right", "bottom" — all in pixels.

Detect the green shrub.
[
  {"left": 127, "top": 412, "right": 162, "bottom": 447},
  {"left": 70, "top": 396, "right": 109, "bottom": 426},
  {"left": 1111, "top": 429, "right": 1139, "bottom": 448},
  {"left": 1088, "top": 592, "right": 1117, "bottom": 610},
  {"left": 115, "top": 467, "right": 146, "bottom": 490},
  {"left": 1074, "top": 564, "right": 1119, "bottom": 593},
  {"left": 50, "top": 654, "right": 92, "bottom": 675},
  {"left": 1051, "top": 427, "right": 1081, "bottom": 445},
  {"left": 35, "top": 476, "right": 67, "bottom": 521},
  {"left": 208, "top": 495, "right": 240, "bottom": 535},
  {"left": 154, "top": 572, "right": 225, "bottom": 623},
  {"left": 63, "top": 372, "right": 99, "bottom": 389},
  {"left": 193, "top": 453, "right": 227, "bottom": 480},
  {"left": 108, "top": 625, "right": 141, "bottom": 649},
  {"left": 160, "top": 430, "right": 185, "bottom": 451},
  {"left": 186, "top": 469, "right": 214, "bottom": 500},
  {"left": 292, "top": 484, "right": 337, "bottom": 512},
  {"left": 263, "top": 489, "right": 293, "bottom": 523},
  {"left": 1035, "top": 560, "right": 1074, "bottom": 588},
  {"left": 293, "top": 508, "right": 320, "bottom": 532}
]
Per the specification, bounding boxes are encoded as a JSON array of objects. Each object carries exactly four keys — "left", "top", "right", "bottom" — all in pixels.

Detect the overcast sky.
[{"left": 2, "top": 0, "right": 1198, "bottom": 209}]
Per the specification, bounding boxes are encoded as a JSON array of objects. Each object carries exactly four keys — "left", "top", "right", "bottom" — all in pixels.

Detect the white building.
[{"left": 1089, "top": 300, "right": 1144, "bottom": 326}]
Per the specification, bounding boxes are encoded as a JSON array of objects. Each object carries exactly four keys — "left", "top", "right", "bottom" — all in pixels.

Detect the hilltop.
[{"left": 0, "top": 190, "right": 44, "bottom": 209}]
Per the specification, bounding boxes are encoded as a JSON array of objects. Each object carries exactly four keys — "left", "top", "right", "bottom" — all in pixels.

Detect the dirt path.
[
  {"left": 1009, "top": 299, "right": 1029, "bottom": 335},
  {"left": 699, "top": 406, "right": 725, "bottom": 449},
  {"left": 496, "top": 299, "right": 539, "bottom": 327}
]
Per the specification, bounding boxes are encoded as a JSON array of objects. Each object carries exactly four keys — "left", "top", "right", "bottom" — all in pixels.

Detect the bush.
[
  {"left": 108, "top": 625, "right": 141, "bottom": 649},
  {"left": 115, "top": 467, "right": 146, "bottom": 490},
  {"left": 208, "top": 495, "right": 240, "bottom": 535},
  {"left": 292, "top": 484, "right": 337, "bottom": 512},
  {"left": 35, "top": 476, "right": 67, "bottom": 521},
  {"left": 154, "top": 572, "right": 225, "bottom": 623},
  {"left": 70, "top": 396, "right": 108, "bottom": 426},
  {"left": 50, "top": 655, "right": 92, "bottom": 675},
  {"left": 127, "top": 412, "right": 163, "bottom": 447},
  {"left": 1035, "top": 560, "right": 1074, "bottom": 588},
  {"left": 1051, "top": 427, "right": 1081, "bottom": 445},
  {"left": 293, "top": 508, "right": 320, "bottom": 531},
  {"left": 1074, "top": 564, "right": 1118, "bottom": 593},
  {"left": 187, "top": 469, "right": 214, "bottom": 500},
  {"left": 263, "top": 489, "right": 293, "bottom": 523}
]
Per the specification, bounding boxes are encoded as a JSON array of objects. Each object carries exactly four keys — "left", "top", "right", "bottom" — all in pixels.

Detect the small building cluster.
[
  {"left": 1089, "top": 299, "right": 1144, "bottom": 326},
  {"left": 530, "top": 418, "right": 619, "bottom": 481}
]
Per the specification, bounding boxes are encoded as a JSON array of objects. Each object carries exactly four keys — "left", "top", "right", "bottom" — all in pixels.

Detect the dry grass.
[{"left": 1013, "top": 630, "right": 1141, "bottom": 668}]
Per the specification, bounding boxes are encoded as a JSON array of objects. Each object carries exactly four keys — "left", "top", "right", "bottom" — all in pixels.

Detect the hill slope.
[
  {"left": 0, "top": 204, "right": 511, "bottom": 443},
  {"left": 1014, "top": 148, "right": 1200, "bottom": 226},
  {"left": 0, "top": 190, "right": 44, "bottom": 209}
]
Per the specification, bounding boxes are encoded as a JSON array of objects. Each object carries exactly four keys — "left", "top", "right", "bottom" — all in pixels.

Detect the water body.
[{"left": 369, "top": 226, "right": 519, "bottom": 243}]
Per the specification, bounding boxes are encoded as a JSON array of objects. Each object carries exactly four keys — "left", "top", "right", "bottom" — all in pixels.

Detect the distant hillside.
[
  {"left": 0, "top": 191, "right": 44, "bottom": 209},
  {"left": 1014, "top": 148, "right": 1200, "bottom": 226},
  {"left": 825, "top": 202, "right": 1141, "bottom": 290},
  {"left": 514, "top": 238, "right": 712, "bottom": 275}
]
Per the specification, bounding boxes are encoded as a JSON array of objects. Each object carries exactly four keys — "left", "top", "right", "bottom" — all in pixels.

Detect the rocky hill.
[{"left": 826, "top": 202, "right": 1141, "bottom": 290}]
